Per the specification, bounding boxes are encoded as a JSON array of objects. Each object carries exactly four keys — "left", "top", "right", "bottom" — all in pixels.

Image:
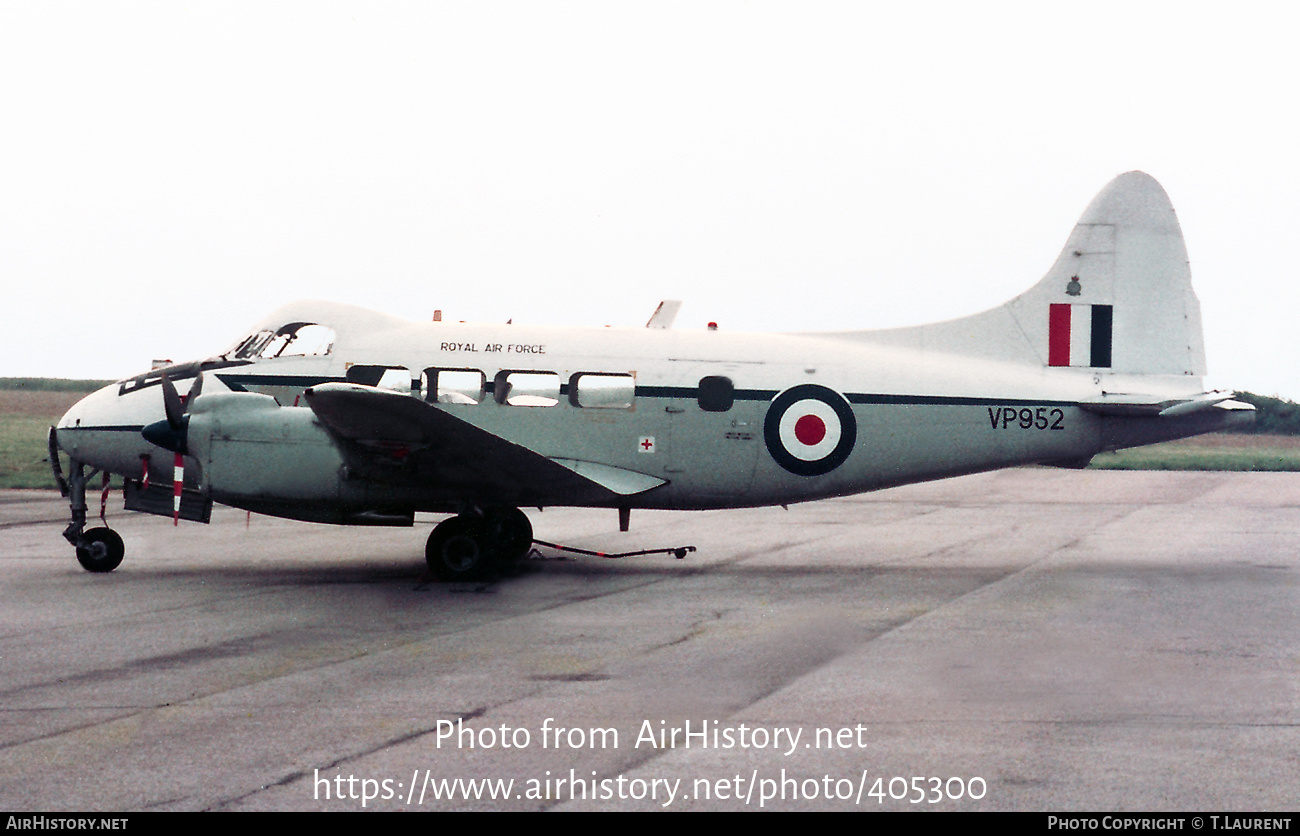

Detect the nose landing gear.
[{"left": 52, "top": 429, "right": 126, "bottom": 573}]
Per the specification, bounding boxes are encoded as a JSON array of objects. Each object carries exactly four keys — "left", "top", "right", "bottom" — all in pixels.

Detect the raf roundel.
[{"left": 763, "top": 384, "right": 857, "bottom": 476}]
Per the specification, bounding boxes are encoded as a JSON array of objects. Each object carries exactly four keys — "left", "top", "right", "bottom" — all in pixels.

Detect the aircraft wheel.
[
  {"left": 426, "top": 516, "right": 490, "bottom": 581},
  {"left": 485, "top": 506, "right": 533, "bottom": 568},
  {"left": 76, "top": 528, "right": 124, "bottom": 573}
]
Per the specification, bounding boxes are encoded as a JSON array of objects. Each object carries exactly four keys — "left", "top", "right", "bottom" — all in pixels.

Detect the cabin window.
[
  {"left": 569, "top": 373, "right": 635, "bottom": 409},
  {"left": 496, "top": 371, "right": 560, "bottom": 407},
  {"left": 229, "top": 322, "right": 335, "bottom": 360},
  {"left": 698, "top": 376, "right": 734, "bottom": 412},
  {"left": 347, "top": 365, "right": 415, "bottom": 394},
  {"left": 422, "top": 368, "right": 485, "bottom": 404}
]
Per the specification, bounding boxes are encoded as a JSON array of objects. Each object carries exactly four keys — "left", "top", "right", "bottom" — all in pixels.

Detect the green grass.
[
  {"left": 0, "top": 378, "right": 107, "bottom": 489},
  {"left": 1088, "top": 445, "right": 1300, "bottom": 471},
  {"left": 0, "top": 416, "right": 63, "bottom": 489},
  {"left": 0, "top": 377, "right": 112, "bottom": 392}
]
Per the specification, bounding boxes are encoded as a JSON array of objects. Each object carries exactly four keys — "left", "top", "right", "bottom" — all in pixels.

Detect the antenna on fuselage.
[{"left": 646, "top": 300, "right": 682, "bottom": 329}]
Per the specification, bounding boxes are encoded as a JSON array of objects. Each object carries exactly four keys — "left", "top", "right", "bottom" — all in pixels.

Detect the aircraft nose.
[
  {"left": 57, "top": 382, "right": 115, "bottom": 431},
  {"left": 55, "top": 380, "right": 165, "bottom": 477}
]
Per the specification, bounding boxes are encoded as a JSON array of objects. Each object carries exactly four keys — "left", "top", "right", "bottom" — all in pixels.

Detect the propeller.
[
  {"left": 188, "top": 369, "right": 204, "bottom": 403},
  {"left": 142, "top": 375, "right": 191, "bottom": 454},
  {"left": 161, "top": 373, "right": 184, "bottom": 432},
  {"left": 141, "top": 373, "right": 205, "bottom": 526}
]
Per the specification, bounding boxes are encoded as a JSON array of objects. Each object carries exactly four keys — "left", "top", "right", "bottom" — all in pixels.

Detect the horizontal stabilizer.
[{"left": 1078, "top": 390, "right": 1251, "bottom": 418}]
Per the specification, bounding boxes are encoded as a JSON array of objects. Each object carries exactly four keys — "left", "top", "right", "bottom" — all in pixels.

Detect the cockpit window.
[{"left": 228, "top": 322, "right": 335, "bottom": 360}]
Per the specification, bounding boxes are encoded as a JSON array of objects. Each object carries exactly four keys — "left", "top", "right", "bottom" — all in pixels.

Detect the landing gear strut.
[
  {"left": 425, "top": 506, "right": 533, "bottom": 581},
  {"left": 54, "top": 439, "right": 126, "bottom": 573}
]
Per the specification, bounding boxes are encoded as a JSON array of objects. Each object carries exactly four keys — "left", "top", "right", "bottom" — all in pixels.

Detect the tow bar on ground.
[{"left": 530, "top": 539, "right": 695, "bottom": 560}]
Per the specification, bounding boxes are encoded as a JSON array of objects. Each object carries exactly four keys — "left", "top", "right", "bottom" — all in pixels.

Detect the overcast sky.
[{"left": 2, "top": 2, "right": 1297, "bottom": 399}]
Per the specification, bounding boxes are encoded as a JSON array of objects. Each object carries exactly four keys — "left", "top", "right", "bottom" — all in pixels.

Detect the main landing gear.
[{"left": 426, "top": 506, "right": 533, "bottom": 582}]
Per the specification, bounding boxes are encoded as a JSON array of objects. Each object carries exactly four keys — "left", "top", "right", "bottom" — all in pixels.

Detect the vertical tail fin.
[
  {"left": 1030, "top": 171, "right": 1204, "bottom": 376},
  {"left": 857, "top": 171, "right": 1207, "bottom": 380}
]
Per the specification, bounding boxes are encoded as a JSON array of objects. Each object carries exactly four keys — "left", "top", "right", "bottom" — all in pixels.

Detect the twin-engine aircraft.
[{"left": 52, "top": 172, "right": 1253, "bottom": 578}]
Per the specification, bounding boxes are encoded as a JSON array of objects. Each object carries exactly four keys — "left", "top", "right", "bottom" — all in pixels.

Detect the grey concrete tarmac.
[{"left": 0, "top": 469, "right": 1296, "bottom": 811}]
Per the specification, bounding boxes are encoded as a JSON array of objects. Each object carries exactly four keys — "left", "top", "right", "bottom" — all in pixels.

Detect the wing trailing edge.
[{"left": 549, "top": 458, "right": 666, "bottom": 496}]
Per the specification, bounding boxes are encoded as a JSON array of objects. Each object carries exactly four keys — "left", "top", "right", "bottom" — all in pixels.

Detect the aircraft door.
[{"left": 663, "top": 375, "right": 760, "bottom": 498}]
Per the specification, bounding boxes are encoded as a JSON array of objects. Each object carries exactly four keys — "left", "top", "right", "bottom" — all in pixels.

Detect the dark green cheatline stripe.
[
  {"left": 209, "top": 374, "right": 1080, "bottom": 410},
  {"left": 845, "top": 393, "right": 1076, "bottom": 407},
  {"left": 634, "top": 385, "right": 778, "bottom": 401},
  {"left": 635, "top": 384, "right": 1075, "bottom": 408}
]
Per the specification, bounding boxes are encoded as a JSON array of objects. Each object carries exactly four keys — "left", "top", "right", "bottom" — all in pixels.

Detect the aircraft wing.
[
  {"left": 1078, "top": 390, "right": 1253, "bottom": 418},
  {"left": 302, "top": 383, "right": 665, "bottom": 505}
]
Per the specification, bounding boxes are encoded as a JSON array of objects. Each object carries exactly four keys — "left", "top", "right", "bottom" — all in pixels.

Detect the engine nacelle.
[{"left": 188, "top": 393, "right": 343, "bottom": 506}]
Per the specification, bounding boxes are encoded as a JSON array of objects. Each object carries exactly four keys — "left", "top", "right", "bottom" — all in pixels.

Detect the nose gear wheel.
[{"left": 75, "top": 528, "right": 125, "bottom": 573}]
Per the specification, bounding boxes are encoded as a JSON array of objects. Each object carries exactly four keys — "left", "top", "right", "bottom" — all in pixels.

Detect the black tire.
[
  {"left": 76, "top": 528, "right": 124, "bottom": 573},
  {"left": 426, "top": 516, "right": 490, "bottom": 581},
  {"left": 484, "top": 507, "right": 533, "bottom": 567}
]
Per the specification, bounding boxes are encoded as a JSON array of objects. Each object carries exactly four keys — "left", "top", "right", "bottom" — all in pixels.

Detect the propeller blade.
[
  {"left": 159, "top": 374, "right": 198, "bottom": 523},
  {"left": 160, "top": 375, "right": 184, "bottom": 430},
  {"left": 173, "top": 452, "right": 183, "bottom": 526},
  {"left": 187, "top": 372, "right": 204, "bottom": 409}
]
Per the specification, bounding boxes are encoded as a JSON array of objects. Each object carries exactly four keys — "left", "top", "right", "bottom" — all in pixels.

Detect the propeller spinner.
[{"left": 141, "top": 375, "right": 193, "bottom": 454}]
